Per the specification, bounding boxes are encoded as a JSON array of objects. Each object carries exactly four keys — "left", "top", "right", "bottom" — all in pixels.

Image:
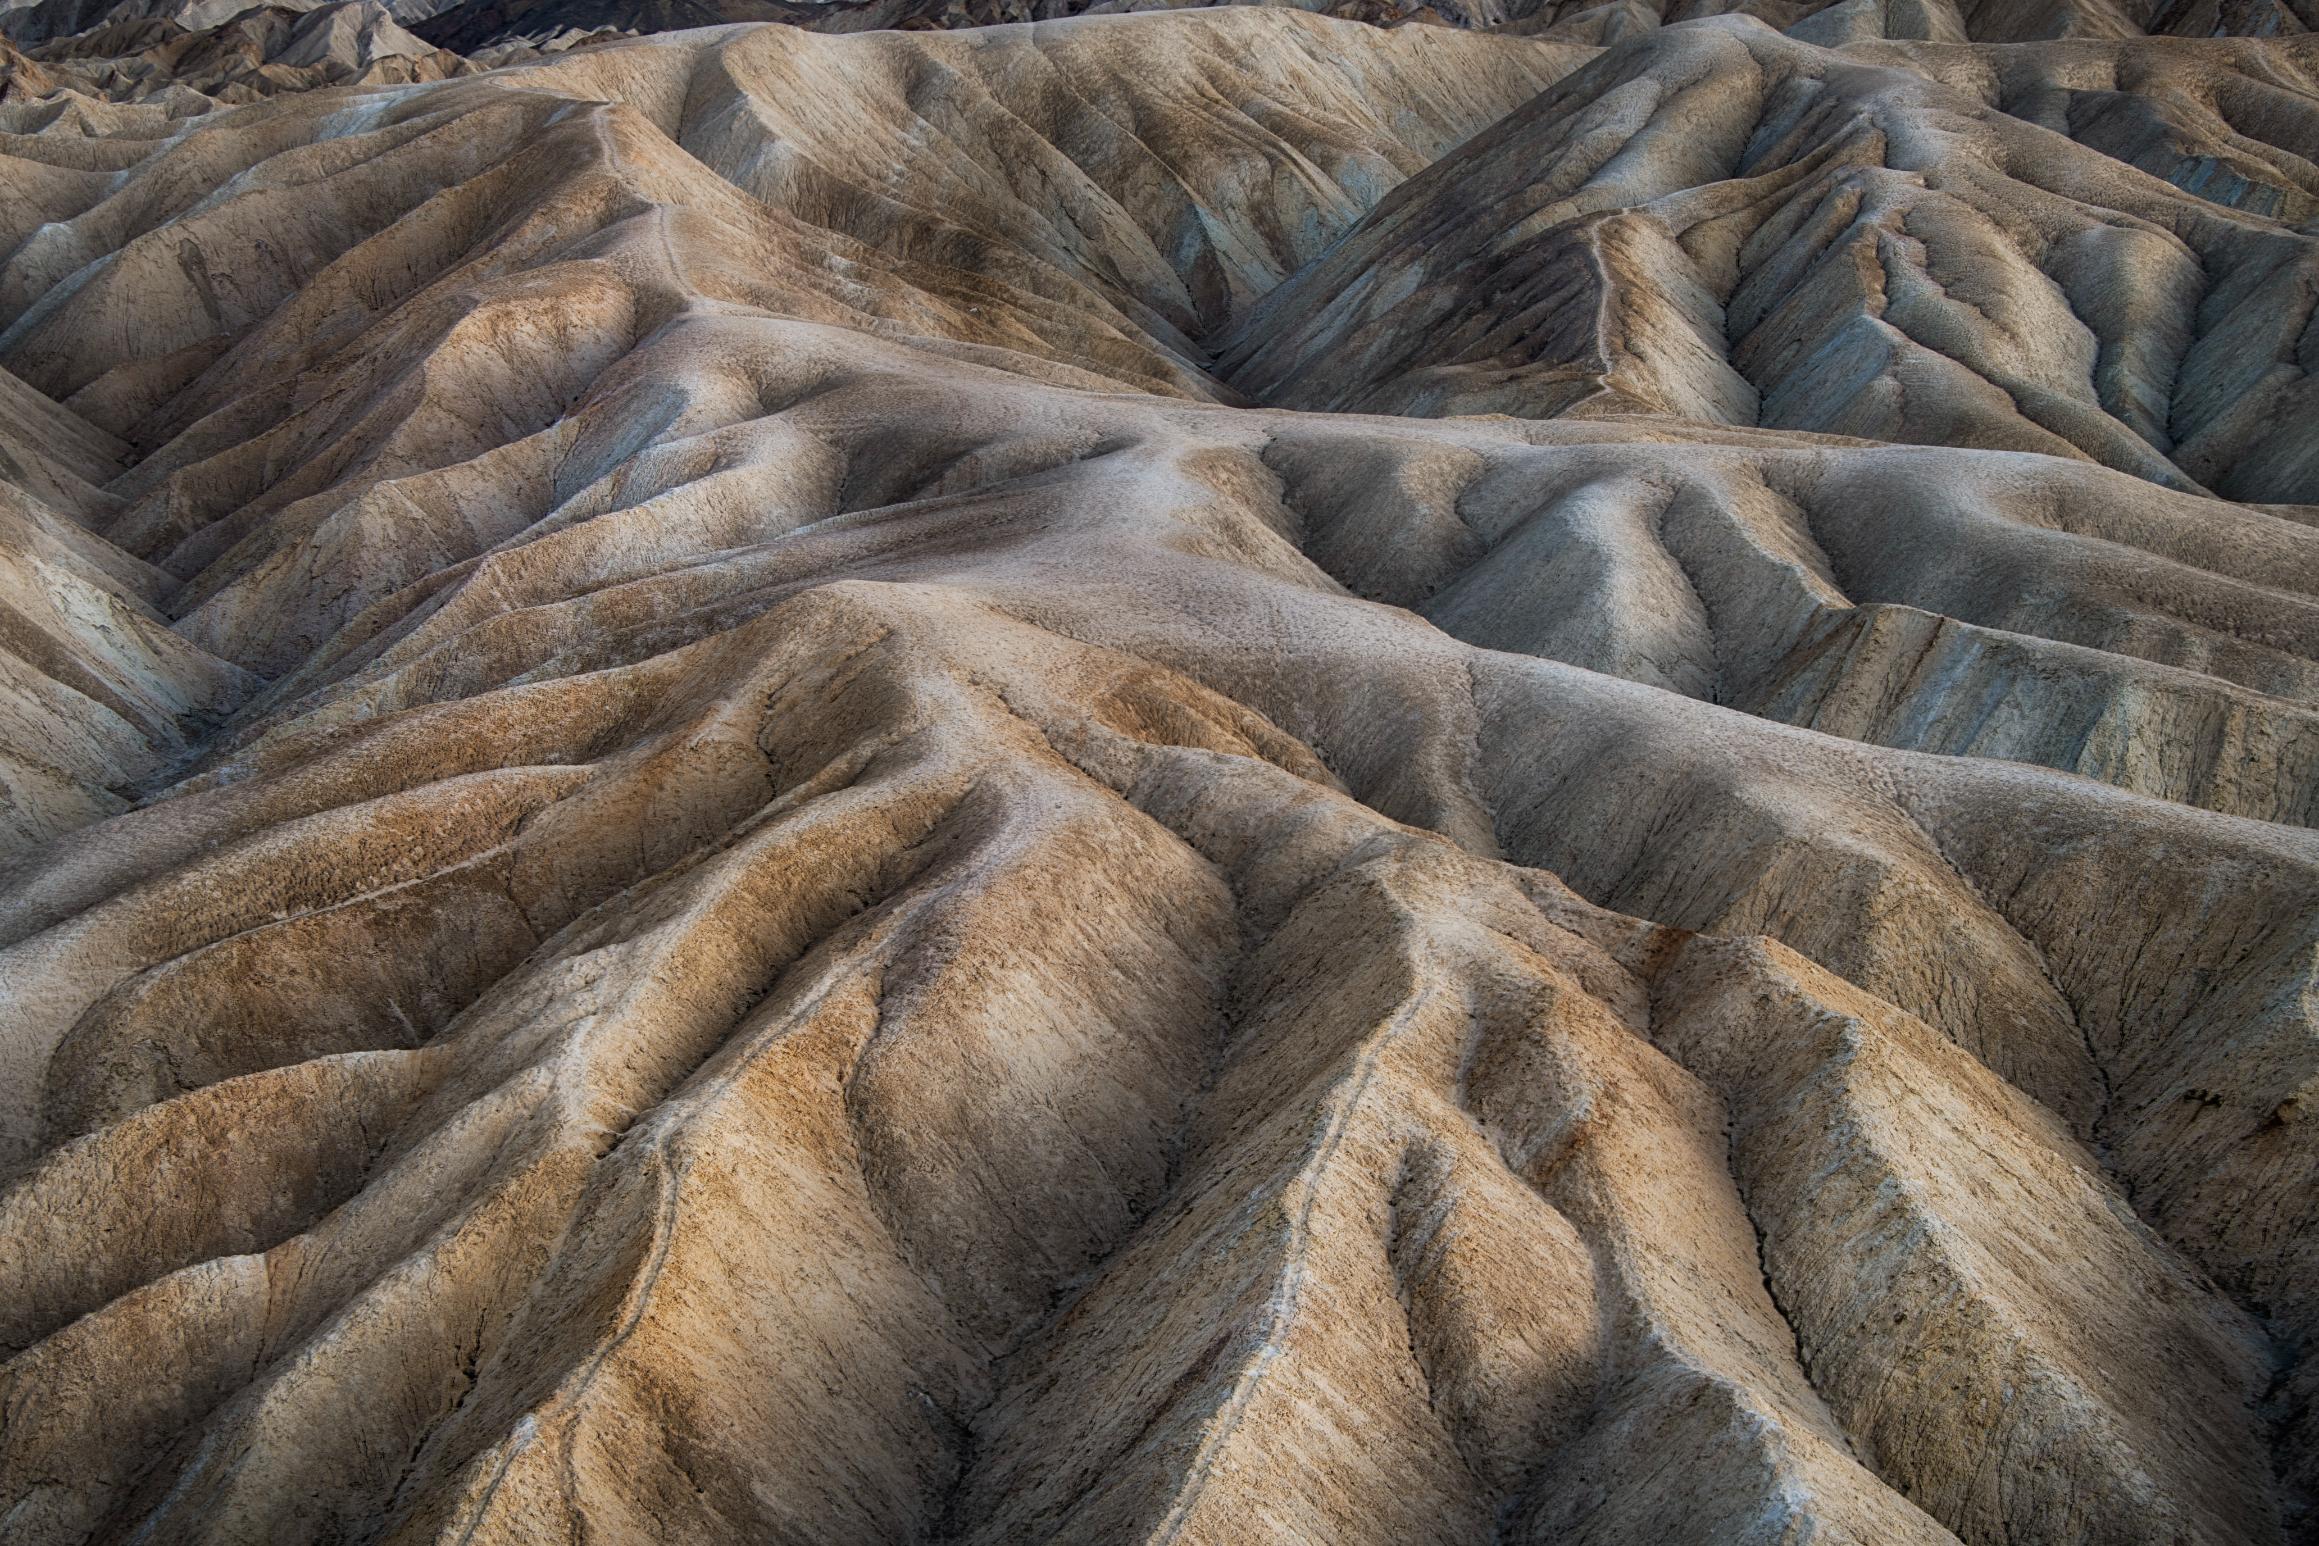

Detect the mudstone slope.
[{"left": 0, "top": 8, "right": 2315, "bottom": 1545}]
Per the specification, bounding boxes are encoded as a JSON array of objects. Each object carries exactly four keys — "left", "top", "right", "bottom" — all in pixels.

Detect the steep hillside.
[{"left": 0, "top": 10, "right": 2313, "bottom": 1545}]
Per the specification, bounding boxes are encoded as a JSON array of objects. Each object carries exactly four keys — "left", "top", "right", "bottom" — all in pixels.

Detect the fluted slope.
[{"left": 0, "top": 11, "right": 2312, "bottom": 1545}]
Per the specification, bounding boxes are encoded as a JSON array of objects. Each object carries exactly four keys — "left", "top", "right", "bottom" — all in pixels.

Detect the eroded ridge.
[{"left": 0, "top": 9, "right": 2313, "bottom": 1544}]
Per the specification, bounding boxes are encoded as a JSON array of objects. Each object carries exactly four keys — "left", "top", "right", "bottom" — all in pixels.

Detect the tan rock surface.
[{"left": 0, "top": 9, "right": 2312, "bottom": 1544}]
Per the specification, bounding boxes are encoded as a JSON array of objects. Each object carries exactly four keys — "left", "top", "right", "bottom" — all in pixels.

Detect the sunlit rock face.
[{"left": 0, "top": 8, "right": 2314, "bottom": 1545}]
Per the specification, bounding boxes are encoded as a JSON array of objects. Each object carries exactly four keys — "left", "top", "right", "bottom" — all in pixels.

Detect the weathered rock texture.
[{"left": 0, "top": 9, "right": 2314, "bottom": 1545}]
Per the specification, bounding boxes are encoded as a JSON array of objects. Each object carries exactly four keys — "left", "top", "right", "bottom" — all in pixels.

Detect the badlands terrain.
[{"left": 2, "top": 1, "right": 2318, "bottom": 1542}]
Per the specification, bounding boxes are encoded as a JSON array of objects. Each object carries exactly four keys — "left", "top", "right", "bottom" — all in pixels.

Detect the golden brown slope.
[{"left": 0, "top": 11, "right": 2312, "bottom": 1545}]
